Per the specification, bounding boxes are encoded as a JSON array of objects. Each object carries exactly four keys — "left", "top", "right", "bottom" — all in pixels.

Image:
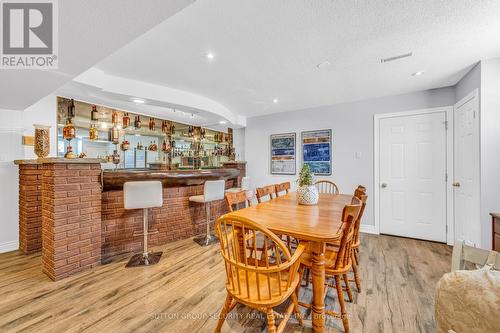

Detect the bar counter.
[
  {"left": 14, "top": 158, "right": 243, "bottom": 280},
  {"left": 102, "top": 168, "right": 240, "bottom": 190}
]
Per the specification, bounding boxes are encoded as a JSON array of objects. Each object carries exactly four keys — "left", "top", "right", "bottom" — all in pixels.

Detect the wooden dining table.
[{"left": 224, "top": 192, "right": 354, "bottom": 333}]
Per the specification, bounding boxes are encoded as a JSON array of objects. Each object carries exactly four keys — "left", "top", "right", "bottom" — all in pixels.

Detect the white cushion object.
[
  {"left": 123, "top": 181, "right": 163, "bottom": 209},
  {"left": 203, "top": 180, "right": 225, "bottom": 202},
  {"left": 189, "top": 195, "right": 205, "bottom": 203},
  {"left": 225, "top": 188, "right": 242, "bottom": 193},
  {"left": 241, "top": 176, "right": 250, "bottom": 190}
]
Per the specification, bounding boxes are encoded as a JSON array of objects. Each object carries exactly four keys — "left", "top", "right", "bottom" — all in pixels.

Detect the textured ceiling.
[
  {"left": 0, "top": 0, "right": 194, "bottom": 110},
  {"left": 96, "top": 0, "right": 500, "bottom": 118}
]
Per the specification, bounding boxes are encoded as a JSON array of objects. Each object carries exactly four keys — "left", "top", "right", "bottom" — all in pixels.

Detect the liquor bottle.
[
  {"left": 122, "top": 113, "right": 130, "bottom": 128},
  {"left": 149, "top": 118, "right": 156, "bottom": 131},
  {"left": 134, "top": 116, "right": 142, "bottom": 129},
  {"left": 91, "top": 105, "right": 98, "bottom": 121},
  {"left": 109, "top": 126, "right": 119, "bottom": 144},
  {"left": 111, "top": 111, "right": 118, "bottom": 125},
  {"left": 162, "top": 140, "right": 167, "bottom": 152},
  {"left": 89, "top": 124, "right": 98, "bottom": 140},
  {"left": 67, "top": 99, "right": 75, "bottom": 119},
  {"left": 63, "top": 118, "right": 76, "bottom": 140}
]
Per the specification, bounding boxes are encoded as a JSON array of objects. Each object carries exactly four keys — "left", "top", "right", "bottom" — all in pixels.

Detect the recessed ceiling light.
[
  {"left": 219, "top": 120, "right": 227, "bottom": 125},
  {"left": 206, "top": 52, "right": 215, "bottom": 60},
  {"left": 132, "top": 98, "right": 145, "bottom": 104},
  {"left": 412, "top": 71, "right": 425, "bottom": 76},
  {"left": 273, "top": 98, "right": 279, "bottom": 104}
]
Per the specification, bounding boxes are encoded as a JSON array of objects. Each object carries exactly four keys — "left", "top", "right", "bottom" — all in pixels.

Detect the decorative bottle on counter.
[
  {"left": 89, "top": 124, "right": 98, "bottom": 140},
  {"left": 33, "top": 124, "right": 51, "bottom": 158},
  {"left": 67, "top": 99, "right": 75, "bottom": 119},
  {"left": 64, "top": 145, "right": 76, "bottom": 159},
  {"left": 112, "top": 150, "right": 120, "bottom": 165},
  {"left": 91, "top": 105, "right": 98, "bottom": 121},
  {"left": 63, "top": 118, "right": 76, "bottom": 140},
  {"left": 122, "top": 113, "right": 130, "bottom": 128}
]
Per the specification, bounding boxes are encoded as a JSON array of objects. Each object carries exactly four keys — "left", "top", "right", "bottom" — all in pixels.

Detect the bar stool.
[
  {"left": 225, "top": 176, "right": 250, "bottom": 193},
  {"left": 124, "top": 181, "right": 163, "bottom": 267},
  {"left": 189, "top": 180, "right": 225, "bottom": 246}
]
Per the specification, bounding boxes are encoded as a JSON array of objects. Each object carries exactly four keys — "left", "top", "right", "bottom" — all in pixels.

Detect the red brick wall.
[
  {"left": 18, "top": 164, "right": 43, "bottom": 254},
  {"left": 41, "top": 163, "right": 102, "bottom": 280},
  {"left": 101, "top": 180, "right": 234, "bottom": 261}
]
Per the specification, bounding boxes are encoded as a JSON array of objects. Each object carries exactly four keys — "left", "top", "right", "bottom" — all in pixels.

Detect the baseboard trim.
[
  {"left": 0, "top": 240, "right": 19, "bottom": 253},
  {"left": 360, "top": 224, "right": 378, "bottom": 235}
]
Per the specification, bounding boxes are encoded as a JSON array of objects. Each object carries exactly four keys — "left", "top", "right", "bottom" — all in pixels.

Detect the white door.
[
  {"left": 454, "top": 91, "right": 480, "bottom": 246},
  {"left": 379, "top": 112, "right": 447, "bottom": 242}
]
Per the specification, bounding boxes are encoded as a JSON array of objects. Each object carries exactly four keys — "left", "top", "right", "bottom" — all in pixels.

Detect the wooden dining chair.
[
  {"left": 225, "top": 190, "right": 252, "bottom": 212},
  {"left": 298, "top": 202, "right": 362, "bottom": 333},
  {"left": 314, "top": 180, "right": 340, "bottom": 194},
  {"left": 214, "top": 215, "right": 306, "bottom": 333},
  {"left": 349, "top": 189, "right": 367, "bottom": 292},
  {"left": 274, "top": 182, "right": 291, "bottom": 197},
  {"left": 256, "top": 185, "right": 277, "bottom": 203}
]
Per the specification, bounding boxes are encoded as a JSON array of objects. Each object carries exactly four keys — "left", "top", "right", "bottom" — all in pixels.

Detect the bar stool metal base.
[
  {"left": 126, "top": 251, "right": 163, "bottom": 267},
  {"left": 193, "top": 233, "right": 219, "bottom": 246}
]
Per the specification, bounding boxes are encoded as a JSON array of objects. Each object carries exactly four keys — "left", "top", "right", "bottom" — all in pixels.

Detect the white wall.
[
  {"left": 0, "top": 109, "right": 24, "bottom": 252},
  {"left": 455, "top": 62, "right": 481, "bottom": 102},
  {"left": 233, "top": 127, "right": 246, "bottom": 161},
  {"left": 0, "top": 95, "right": 57, "bottom": 253},
  {"left": 479, "top": 58, "right": 500, "bottom": 249},
  {"left": 245, "top": 87, "right": 456, "bottom": 229}
]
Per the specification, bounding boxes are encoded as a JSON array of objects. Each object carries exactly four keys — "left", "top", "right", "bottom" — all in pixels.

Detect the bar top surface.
[
  {"left": 102, "top": 168, "right": 240, "bottom": 190},
  {"left": 14, "top": 158, "right": 107, "bottom": 165}
]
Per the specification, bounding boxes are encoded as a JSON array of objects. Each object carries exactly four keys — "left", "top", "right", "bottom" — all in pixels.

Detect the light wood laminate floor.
[{"left": 0, "top": 233, "right": 451, "bottom": 333}]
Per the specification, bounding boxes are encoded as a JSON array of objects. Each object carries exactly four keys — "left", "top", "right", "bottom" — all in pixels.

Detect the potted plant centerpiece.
[{"left": 296, "top": 164, "right": 319, "bottom": 205}]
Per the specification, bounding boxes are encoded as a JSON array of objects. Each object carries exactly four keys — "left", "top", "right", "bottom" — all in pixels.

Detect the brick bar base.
[
  {"left": 101, "top": 180, "right": 234, "bottom": 261},
  {"left": 41, "top": 163, "right": 102, "bottom": 280},
  {"left": 18, "top": 164, "right": 43, "bottom": 254}
]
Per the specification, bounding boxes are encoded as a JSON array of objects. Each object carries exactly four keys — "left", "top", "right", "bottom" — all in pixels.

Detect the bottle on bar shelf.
[
  {"left": 109, "top": 126, "right": 119, "bottom": 144},
  {"left": 149, "top": 118, "right": 156, "bottom": 131},
  {"left": 63, "top": 118, "right": 76, "bottom": 140},
  {"left": 89, "top": 124, "right": 98, "bottom": 140},
  {"left": 67, "top": 99, "right": 75, "bottom": 119},
  {"left": 112, "top": 111, "right": 118, "bottom": 125},
  {"left": 123, "top": 113, "right": 130, "bottom": 128},
  {"left": 134, "top": 116, "right": 142, "bottom": 129},
  {"left": 91, "top": 105, "right": 98, "bottom": 121}
]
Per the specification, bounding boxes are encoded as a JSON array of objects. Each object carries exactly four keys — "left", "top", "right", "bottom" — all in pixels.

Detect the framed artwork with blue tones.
[
  {"left": 301, "top": 129, "right": 332, "bottom": 175},
  {"left": 270, "top": 133, "right": 296, "bottom": 175}
]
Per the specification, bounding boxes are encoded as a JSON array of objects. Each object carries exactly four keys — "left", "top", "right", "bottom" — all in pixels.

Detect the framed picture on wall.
[
  {"left": 270, "top": 133, "right": 296, "bottom": 175},
  {"left": 301, "top": 129, "right": 332, "bottom": 175}
]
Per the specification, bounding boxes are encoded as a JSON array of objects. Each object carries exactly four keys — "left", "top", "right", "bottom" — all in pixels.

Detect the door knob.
[
  {"left": 381, "top": 183, "right": 387, "bottom": 188},
  {"left": 452, "top": 182, "right": 461, "bottom": 187}
]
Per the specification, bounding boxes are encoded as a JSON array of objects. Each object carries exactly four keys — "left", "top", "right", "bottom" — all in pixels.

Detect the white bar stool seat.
[
  {"left": 124, "top": 181, "right": 163, "bottom": 267},
  {"left": 189, "top": 179, "right": 225, "bottom": 246},
  {"left": 225, "top": 176, "right": 250, "bottom": 193}
]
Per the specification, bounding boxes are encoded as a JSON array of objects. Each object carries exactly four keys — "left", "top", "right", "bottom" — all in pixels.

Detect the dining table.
[{"left": 224, "top": 192, "right": 355, "bottom": 333}]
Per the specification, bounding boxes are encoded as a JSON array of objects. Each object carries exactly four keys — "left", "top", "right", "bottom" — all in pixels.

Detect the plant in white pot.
[{"left": 296, "top": 164, "right": 319, "bottom": 205}]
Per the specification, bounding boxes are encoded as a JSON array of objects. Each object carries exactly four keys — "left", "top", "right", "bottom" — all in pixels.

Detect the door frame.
[
  {"left": 373, "top": 106, "right": 454, "bottom": 245},
  {"left": 453, "top": 89, "right": 481, "bottom": 247}
]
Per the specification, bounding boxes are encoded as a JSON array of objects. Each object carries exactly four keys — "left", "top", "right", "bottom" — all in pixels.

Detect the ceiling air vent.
[{"left": 380, "top": 52, "right": 413, "bottom": 63}]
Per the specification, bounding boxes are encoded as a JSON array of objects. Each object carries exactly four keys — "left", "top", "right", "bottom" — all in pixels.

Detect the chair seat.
[
  {"left": 189, "top": 195, "right": 206, "bottom": 203},
  {"left": 225, "top": 187, "right": 242, "bottom": 193},
  {"left": 226, "top": 268, "right": 300, "bottom": 307},
  {"left": 301, "top": 249, "right": 351, "bottom": 274}
]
